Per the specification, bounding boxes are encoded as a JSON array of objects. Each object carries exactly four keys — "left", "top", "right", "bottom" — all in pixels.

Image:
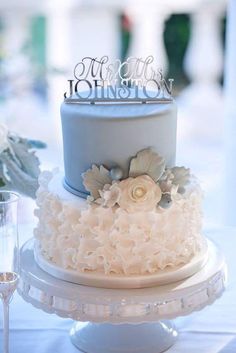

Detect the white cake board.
[
  {"left": 34, "top": 239, "right": 208, "bottom": 289},
  {"left": 18, "top": 239, "right": 226, "bottom": 353}
]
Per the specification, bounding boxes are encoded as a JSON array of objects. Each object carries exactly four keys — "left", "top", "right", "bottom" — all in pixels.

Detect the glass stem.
[{"left": 2, "top": 297, "right": 10, "bottom": 353}]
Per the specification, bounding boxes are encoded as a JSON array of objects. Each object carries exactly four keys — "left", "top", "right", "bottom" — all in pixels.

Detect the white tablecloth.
[{"left": 0, "top": 225, "right": 235, "bottom": 353}]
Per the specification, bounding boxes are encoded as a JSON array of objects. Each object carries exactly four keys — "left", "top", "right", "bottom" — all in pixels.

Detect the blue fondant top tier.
[{"left": 61, "top": 100, "right": 177, "bottom": 197}]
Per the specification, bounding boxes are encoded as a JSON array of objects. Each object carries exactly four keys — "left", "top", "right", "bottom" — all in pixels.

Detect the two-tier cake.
[{"left": 34, "top": 56, "right": 207, "bottom": 288}]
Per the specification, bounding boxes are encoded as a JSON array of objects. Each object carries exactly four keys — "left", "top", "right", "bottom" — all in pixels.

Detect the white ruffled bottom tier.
[{"left": 34, "top": 170, "right": 205, "bottom": 278}]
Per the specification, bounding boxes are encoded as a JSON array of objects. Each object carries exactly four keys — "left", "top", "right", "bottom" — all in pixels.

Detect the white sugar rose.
[
  {"left": 118, "top": 175, "right": 162, "bottom": 212},
  {"left": 0, "top": 123, "right": 9, "bottom": 154}
]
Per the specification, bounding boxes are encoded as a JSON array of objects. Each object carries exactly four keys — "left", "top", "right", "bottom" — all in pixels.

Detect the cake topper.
[{"left": 64, "top": 56, "right": 174, "bottom": 104}]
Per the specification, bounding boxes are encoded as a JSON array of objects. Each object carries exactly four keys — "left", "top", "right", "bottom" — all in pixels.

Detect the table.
[{"left": 0, "top": 225, "right": 235, "bottom": 353}]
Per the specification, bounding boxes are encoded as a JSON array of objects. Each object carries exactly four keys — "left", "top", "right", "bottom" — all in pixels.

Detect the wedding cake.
[{"left": 34, "top": 57, "right": 207, "bottom": 289}]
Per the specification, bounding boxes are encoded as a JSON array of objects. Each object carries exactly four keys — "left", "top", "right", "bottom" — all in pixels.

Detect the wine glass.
[{"left": 0, "top": 191, "right": 19, "bottom": 353}]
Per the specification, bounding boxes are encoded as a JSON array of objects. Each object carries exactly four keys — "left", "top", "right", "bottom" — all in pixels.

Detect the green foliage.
[
  {"left": 120, "top": 14, "right": 131, "bottom": 61},
  {"left": 164, "top": 14, "right": 190, "bottom": 91},
  {"left": 31, "top": 16, "right": 46, "bottom": 69}
]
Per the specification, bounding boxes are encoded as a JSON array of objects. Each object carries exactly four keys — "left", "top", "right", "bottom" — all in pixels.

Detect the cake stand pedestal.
[{"left": 18, "top": 239, "right": 226, "bottom": 353}]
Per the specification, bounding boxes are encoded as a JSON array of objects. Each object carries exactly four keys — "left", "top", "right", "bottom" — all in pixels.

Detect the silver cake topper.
[{"left": 64, "top": 56, "right": 174, "bottom": 104}]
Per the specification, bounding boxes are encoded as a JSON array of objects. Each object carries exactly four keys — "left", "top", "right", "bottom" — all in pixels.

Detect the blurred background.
[{"left": 0, "top": 0, "right": 233, "bottom": 227}]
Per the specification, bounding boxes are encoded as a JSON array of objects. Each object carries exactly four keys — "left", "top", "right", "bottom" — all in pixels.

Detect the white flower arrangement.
[
  {"left": 0, "top": 123, "right": 46, "bottom": 198},
  {"left": 82, "top": 148, "right": 191, "bottom": 213}
]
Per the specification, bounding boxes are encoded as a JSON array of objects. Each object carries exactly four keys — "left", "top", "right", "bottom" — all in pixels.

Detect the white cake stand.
[{"left": 18, "top": 239, "right": 226, "bottom": 353}]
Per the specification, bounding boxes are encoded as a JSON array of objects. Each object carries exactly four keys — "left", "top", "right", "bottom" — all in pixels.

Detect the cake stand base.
[
  {"left": 70, "top": 321, "right": 177, "bottom": 353},
  {"left": 18, "top": 239, "right": 226, "bottom": 353}
]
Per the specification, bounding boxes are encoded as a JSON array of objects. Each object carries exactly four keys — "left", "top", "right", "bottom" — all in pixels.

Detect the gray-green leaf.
[
  {"left": 0, "top": 153, "right": 39, "bottom": 198},
  {"left": 82, "top": 165, "right": 112, "bottom": 199},
  {"left": 8, "top": 139, "right": 40, "bottom": 179},
  {"left": 129, "top": 148, "right": 165, "bottom": 182}
]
